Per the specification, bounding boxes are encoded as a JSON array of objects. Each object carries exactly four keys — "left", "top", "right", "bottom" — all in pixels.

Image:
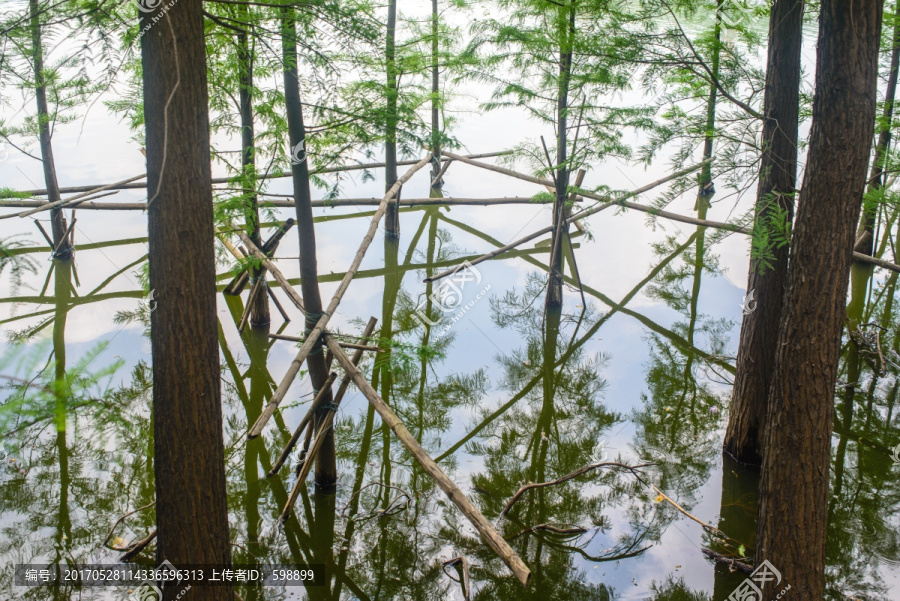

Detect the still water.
[{"left": 1, "top": 178, "right": 899, "bottom": 601}]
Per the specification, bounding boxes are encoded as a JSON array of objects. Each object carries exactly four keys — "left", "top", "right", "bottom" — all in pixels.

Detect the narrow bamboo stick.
[
  {"left": 324, "top": 334, "right": 532, "bottom": 587},
  {"left": 247, "top": 154, "right": 433, "bottom": 439},
  {"left": 267, "top": 287, "right": 291, "bottom": 323},
  {"left": 425, "top": 159, "right": 712, "bottom": 282},
  {"left": 269, "top": 333, "right": 379, "bottom": 352},
  {"left": 220, "top": 234, "right": 305, "bottom": 313},
  {"left": 0, "top": 196, "right": 569, "bottom": 210},
  {"left": 238, "top": 276, "right": 265, "bottom": 332},
  {"left": 2, "top": 174, "right": 146, "bottom": 219},
  {"left": 8, "top": 151, "right": 509, "bottom": 197},
  {"left": 279, "top": 318, "right": 377, "bottom": 514},
  {"left": 268, "top": 372, "right": 338, "bottom": 477}
]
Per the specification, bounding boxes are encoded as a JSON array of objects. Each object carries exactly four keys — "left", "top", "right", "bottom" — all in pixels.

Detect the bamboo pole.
[
  {"left": 268, "top": 372, "right": 338, "bottom": 477},
  {"left": 219, "top": 234, "right": 305, "bottom": 313},
  {"left": 425, "top": 159, "right": 713, "bottom": 282},
  {"left": 279, "top": 318, "right": 378, "bottom": 513},
  {"left": 324, "top": 334, "right": 532, "bottom": 587},
  {"left": 7, "top": 152, "right": 509, "bottom": 198},
  {"left": 0, "top": 174, "right": 146, "bottom": 219},
  {"left": 247, "top": 154, "right": 432, "bottom": 439},
  {"left": 0, "top": 196, "right": 571, "bottom": 211},
  {"left": 269, "top": 333, "right": 379, "bottom": 352}
]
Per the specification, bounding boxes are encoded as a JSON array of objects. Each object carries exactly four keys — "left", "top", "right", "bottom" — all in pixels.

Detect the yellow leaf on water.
[{"left": 654, "top": 494, "right": 664, "bottom": 503}]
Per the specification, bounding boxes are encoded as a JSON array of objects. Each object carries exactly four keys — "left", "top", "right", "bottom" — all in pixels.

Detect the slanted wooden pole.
[
  {"left": 324, "top": 334, "right": 532, "bottom": 587},
  {"left": 247, "top": 154, "right": 432, "bottom": 439}
]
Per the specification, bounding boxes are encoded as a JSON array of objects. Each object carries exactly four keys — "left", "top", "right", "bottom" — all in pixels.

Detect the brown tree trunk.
[
  {"left": 755, "top": 0, "right": 883, "bottom": 596},
  {"left": 140, "top": 2, "right": 233, "bottom": 598},
  {"left": 430, "top": 0, "right": 442, "bottom": 198},
  {"left": 29, "top": 0, "right": 71, "bottom": 260},
  {"left": 855, "top": 0, "right": 900, "bottom": 256},
  {"left": 237, "top": 7, "right": 269, "bottom": 326},
  {"left": 385, "top": 0, "right": 400, "bottom": 236},
  {"left": 725, "top": 0, "right": 804, "bottom": 466},
  {"left": 280, "top": 9, "right": 336, "bottom": 488}
]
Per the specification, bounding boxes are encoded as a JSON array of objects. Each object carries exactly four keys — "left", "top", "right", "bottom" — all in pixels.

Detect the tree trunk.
[
  {"left": 855, "top": 0, "right": 900, "bottom": 255},
  {"left": 29, "top": 0, "right": 71, "bottom": 260},
  {"left": 430, "top": 0, "right": 442, "bottom": 198},
  {"left": 280, "top": 9, "right": 336, "bottom": 488},
  {"left": 755, "top": 0, "right": 883, "bottom": 596},
  {"left": 237, "top": 7, "right": 269, "bottom": 326},
  {"left": 725, "top": 0, "right": 804, "bottom": 466},
  {"left": 546, "top": 5, "right": 574, "bottom": 312},
  {"left": 140, "top": 2, "right": 233, "bottom": 598},
  {"left": 384, "top": 0, "right": 400, "bottom": 236}
]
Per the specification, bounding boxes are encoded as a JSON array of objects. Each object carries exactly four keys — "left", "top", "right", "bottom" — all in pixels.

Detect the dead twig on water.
[
  {"left": 442, "top": 556, "right": 472, "bottom": 601},
  {"left": 497, "top": 461, "right": 653, "bottom": 523},
  {"left": 119, "top": 529, "right": 157, "bottom": 562},
  {"left": 701, "top": 548, "right": 754, "bottom": 575},
  {"left": 102, "top": 501, "right": 156, "bottom": 550},
  {"left": 506, "top": 523, "right": 587, "bottom": 541}
]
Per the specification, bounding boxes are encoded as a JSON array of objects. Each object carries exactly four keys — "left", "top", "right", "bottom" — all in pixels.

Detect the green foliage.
[
  {"left": 749, "top": 193, "right": 792, "bottom": 274},
  {"left": 0, "top": 235, "right": 38, "bottom": 296}
]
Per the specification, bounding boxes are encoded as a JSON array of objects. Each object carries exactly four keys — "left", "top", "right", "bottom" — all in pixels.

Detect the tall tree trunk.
[
  {"left": 546, "top": 5, "right": 574, "bottom": 312},
  {"left": 280, "top": 9, "right": 336, "bottom": 487},
  {"left": 140, "top": 3, "right": 233, "bottom": 598},
  {"left": 29, "top": 0, "right": 70, "bottom": 259},
  {"left": 430, "top": 0, "right": 442, "bottom": 198},
  {"left": 384, "top": 0, "right": 400, "bottom": 236},
  {"left": 855, "top": 1, "right": 900, "bottom": 255},
  {"left": 755, "top": 0, "right": 883, "bottom": 595},
  {"left": 237, "top": 6, "right": 269, "bottom": 326},
  {"left": 724, "top": 0, "right": 804, "bottom": 466}
]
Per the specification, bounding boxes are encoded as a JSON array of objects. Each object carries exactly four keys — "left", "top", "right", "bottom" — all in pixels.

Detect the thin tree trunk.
[
  {"left": 29, "top": 0, "right": 70, "bottom": 259},
  {"left": 385, "top": 0, "right": 400, "bottom": 236},
  {"left": 430, "top": 0, "right": 442, "bottom": 198},
  {"left": 546, "top": 5, "right": 574, "bottom": 311},
  {"left": 755, "top": 0, "right": 883, "bottom": 595},
  {"left": 237, "top": 5, "right": 269, "bottom": 326},
  {"left": 280, "top": 9, "right": 336, "bottom": 487},
  {"left": 856, "top": 1, "right": 900, "bottom": 255},
  {"left": 140, "top": 2, "right": 233, "bottom": 598},
  {"left": 724, "top": 0, "right": 804, "bottom": 466}
]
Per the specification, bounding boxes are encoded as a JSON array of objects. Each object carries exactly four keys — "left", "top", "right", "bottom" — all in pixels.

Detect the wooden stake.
[
  {"left": 220, "top": 234, "right": 306, "bottom": 313},
  {"left": 3, "top": 174, "right": 146, "bottom": 219},
  {"left": 247, "top": 154, "right": 432, "bottom": 440},
  {"left": 324, "top": 334, "right": 532, "bottom": 587},
  {"left": 267, "top": 286, "right": 291, "bottom": 323}
]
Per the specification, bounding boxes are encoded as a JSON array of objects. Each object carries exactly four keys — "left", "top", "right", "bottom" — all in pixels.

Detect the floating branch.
[
  {"left": 247, "top": 154, "right": 432, "bottom": 440},
  {"left": 442, "top": 556, "right": 472, "bottom": 601},
  {"left": 324, "top": 333, "right": 532, "bottom": 587}
]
